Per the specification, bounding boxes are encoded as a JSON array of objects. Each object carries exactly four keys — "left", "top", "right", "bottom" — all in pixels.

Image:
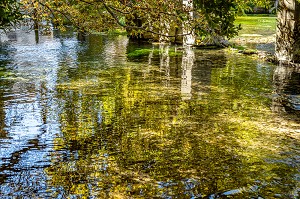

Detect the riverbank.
[
  {"left": 229, "top": 15, "right": 277, "bottom": 63},
  {"left": 232, "top": 15, "right": 276, "bottom": 53}
]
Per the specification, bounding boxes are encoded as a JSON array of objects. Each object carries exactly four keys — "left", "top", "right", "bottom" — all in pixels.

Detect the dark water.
[{"left": 0, "top": 31, "right": 299, "bottom": 198}]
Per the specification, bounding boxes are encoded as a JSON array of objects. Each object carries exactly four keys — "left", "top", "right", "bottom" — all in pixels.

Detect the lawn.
[
  {"left": 235, "top": 15, "right": 277, "bottom": 37},
  {"left": 232, "top": 15, "right": 277, "bottom": 53}
]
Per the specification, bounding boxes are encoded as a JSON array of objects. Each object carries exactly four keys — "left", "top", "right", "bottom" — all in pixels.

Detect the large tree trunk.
[{"left": 276, "top": 0, "right": 300, "bottom": 63}]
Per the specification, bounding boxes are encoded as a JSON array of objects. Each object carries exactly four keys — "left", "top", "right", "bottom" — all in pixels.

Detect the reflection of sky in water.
[
  {"left": 0, "top": 31, "right": 130, "bottom": 197},
  {"left": 0, "top": 30, "right": 299, "bottom": 198},
  {"left": 0, "top": 31, "right": 78, "bottom": 196},
  {"left": 157, "top": 178, "right": 205, "bottom": 198}
]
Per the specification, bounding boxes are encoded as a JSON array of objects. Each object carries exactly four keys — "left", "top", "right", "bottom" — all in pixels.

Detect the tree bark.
[
  {"left": 276, "top": 0, "right": 300, "bottom": 63},
  {"left": 33, "top": 7, "right": 39, "bottom": 43},
  {"left": 182, "top": 0, "right": 195, "bottom": 45}
]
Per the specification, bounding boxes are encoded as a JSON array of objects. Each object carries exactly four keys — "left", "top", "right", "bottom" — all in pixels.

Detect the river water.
[{"left": 0, "top": 31, "right": 299, "bottom": 198}]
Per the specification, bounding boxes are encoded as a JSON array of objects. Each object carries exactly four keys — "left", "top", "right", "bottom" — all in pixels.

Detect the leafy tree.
[
  {"left": 20, "top": 0, "right": 241, "bottom": 44},
  {"left": 0, "top": 0, "right": 22, "bottom": 29},
  {"left": 235, "top": 0, "right": 274, "bottom": 15},
  {"left": 0, "top": 0, "right": 276, "bottom": 38},
  {"left": 194, "top": 0, "right": 240, "bottom": 42}
]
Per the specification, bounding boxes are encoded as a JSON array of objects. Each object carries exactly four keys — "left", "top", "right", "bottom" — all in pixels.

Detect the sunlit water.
[{"left": 0, "top": 31, "right": 299, "bottom": 198}]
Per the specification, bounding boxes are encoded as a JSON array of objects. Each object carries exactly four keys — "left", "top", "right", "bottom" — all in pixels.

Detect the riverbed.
[{"left": 0, "top": 31, "right": 299, "bottom": 198}]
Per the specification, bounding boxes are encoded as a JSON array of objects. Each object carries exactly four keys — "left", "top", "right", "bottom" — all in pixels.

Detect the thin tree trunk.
[{"left": 33, "top": 7, "right": 39, "bottom": 43}]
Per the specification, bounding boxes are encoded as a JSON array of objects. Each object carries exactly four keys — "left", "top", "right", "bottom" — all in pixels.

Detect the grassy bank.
[
  {"left": 235, "top": 15, "right": 276, "bottom": 36},
  {"left": 232, "top": 15, "right": 277, "bottom": 53}
]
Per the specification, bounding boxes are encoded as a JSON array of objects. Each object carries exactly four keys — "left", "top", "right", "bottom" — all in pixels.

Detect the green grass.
[
  {"left": 235, "top": 15, "right": 276, "bottom": 36},
  {"left": 107, "top": 29, "right": 127, "bottom": 35}
]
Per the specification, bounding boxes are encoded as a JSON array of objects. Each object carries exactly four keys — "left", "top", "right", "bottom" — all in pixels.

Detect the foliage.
[
  {"left": 1, "top": 0, "right": 276, "bottom": 39},
  {"left": 19, "top": 0, "right": 242, "bottom": 42},
  {"left": 194, "top": 0, "right": 240, "bottom": 39},
  {"left": 0, "top": 0, "right": 22, "bottom": 29},
  {"left": 235, "top": 0, "right": 274, "bottom": 15},
  {"left": 44, "top": 37, "right": 299, "bottom": 197},
  {"left": 1, "top": 29, "right": 300, "bottom": 197}
]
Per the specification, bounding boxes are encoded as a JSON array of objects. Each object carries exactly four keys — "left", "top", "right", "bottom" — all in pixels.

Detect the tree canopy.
[
  {"left": 3, "top": 0, "right": 274, "bottom": 42},
  {"left": 19, "top": 0, "right": 242, "bottom": 42},
  {"left": 0, "top": 0, "right": 22, "bottom": 29},
  {"left": 235, "top": 0, "right": 274, "bottom": 13}
]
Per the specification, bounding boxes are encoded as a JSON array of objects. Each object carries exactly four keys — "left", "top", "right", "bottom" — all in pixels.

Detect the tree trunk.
[
  {"left": 33, "top": 7, "right": 39, "bottom": 43},
  {"left": 182, "top": 0, "right": 195, "bottom": 45},
  {"left": 276, "top": 0, "right": 300, "bottom": 63}
]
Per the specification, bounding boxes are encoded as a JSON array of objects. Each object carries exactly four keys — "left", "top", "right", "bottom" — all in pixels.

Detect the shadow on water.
[
  {"left": 0, "top": 31, "right": 299, "bottom": 198},
  {"left": 273, "top": 63, "right": 300, "bottom": 115}
]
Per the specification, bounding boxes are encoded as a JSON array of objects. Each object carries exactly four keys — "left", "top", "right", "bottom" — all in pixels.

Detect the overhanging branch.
[{"left": 97, "top": 0, "right": 194, "bottom": 37}]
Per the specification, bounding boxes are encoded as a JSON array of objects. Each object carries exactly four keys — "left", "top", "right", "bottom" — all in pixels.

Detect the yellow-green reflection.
[{"left": 43, "top": 35, "right": 300, "bottom": 198}]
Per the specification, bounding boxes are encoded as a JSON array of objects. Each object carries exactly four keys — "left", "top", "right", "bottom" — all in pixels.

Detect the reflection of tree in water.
[
  {"left": 193, "top": 49, "right": 227, "bottom": 95},
  {"left": 181, "top": 47, "right": 194, "bottom": 100},
  {"left": 1, "top": 170, "right": 49, "bottom": 197},
  {"left": 273, "top": 63, "right": 300, "bottom": 114},
  {"left": 47, "top": 41, "right": 239, "bottom": 197},
  {"left": 56, "top": 34, "right": 128, "bottom": 83},
  {"left": 0, "top": 31, "right": 65, "bottom": 197},
  {"left": 0, "top": 33, "right": 290, "bottom": 198},
  {"left": 0, "top": 52, "right": 11, "bottom": 185},
  {"left": 1, "top": 31, "right": 298, "bottom": 198},
  {"left": 50, "top": 77, "right": 246, "bottom": 198},
  {"left": 270, "top": 64, "right": 300, "bottom": 197},
  {"left": 49, "top": 43, "right": 284, "bottom": 198},
  {"left": 0, "top": 69, "right": 8, "bottom": 139},
  {"left": 0, "top": 43, "right": 15, "bottom": 138}
]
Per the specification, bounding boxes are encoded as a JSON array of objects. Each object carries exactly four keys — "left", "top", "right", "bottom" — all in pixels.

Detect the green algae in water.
[
  {"left": 52, "top": 46, "right": 300, "bottom": 198},
  {"left": 1, "top": 33, "right": 300, "bottom": 198},
  {"left": 0, "top": 71, "right": 15, "bottom": 78},
  {"left": 127, "top": 48, "right": 182, "bottom": 58}
]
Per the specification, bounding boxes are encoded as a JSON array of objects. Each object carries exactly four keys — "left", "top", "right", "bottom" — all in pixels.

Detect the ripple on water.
[{"left": 0, "top": 30, "right": 299, "bottom": 198}]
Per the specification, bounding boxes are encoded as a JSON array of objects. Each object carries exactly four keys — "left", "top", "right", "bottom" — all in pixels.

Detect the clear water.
[{"left": 0, "top": 30, "right": 299, "bottom": 198}]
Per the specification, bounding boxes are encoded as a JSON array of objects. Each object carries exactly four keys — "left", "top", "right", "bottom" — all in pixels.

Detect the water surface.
[{"left": 0, "top": 31, "right": 299, "bottom": 198}]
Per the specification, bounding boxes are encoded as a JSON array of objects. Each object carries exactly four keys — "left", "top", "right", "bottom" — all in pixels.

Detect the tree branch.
[{"left": 96, "top": 0, "right": 194, "bottom": 37}]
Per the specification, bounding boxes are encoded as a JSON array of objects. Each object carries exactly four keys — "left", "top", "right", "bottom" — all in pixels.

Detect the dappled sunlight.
[
  {"left": 232, "top": 16, "right": 276, "bottom": 54},
  {"left": 0, "top": 32, "right": 299, "bottom": 198}
]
